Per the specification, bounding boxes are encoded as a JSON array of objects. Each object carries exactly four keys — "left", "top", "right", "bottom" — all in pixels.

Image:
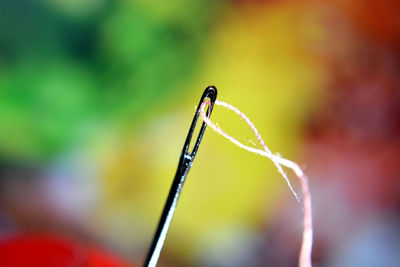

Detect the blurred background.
[{"left": 0, "top": 0, "right": 399, "bottom": 266}]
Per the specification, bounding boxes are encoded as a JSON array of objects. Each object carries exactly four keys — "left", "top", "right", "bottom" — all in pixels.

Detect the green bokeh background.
[{"left": 0, "top": 0, "right": 222, "bottom": 161}]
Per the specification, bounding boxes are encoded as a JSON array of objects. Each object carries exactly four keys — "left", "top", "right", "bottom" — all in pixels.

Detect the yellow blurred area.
[{"left": 91, "top": 3, "right": 324, "bottom": 262}]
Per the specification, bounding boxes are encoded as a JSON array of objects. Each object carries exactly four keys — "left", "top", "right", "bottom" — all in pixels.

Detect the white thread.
[{"left": 200, "top": 100, "right": 313, "bottom": 267}]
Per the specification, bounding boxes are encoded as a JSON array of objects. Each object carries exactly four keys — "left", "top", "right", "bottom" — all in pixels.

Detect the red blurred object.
[
  {"left": 0, "top": 234, "right": 131, "bottom": 267},
  {"left": 327, "top": 0, "right": 400, "bottom": 47}
]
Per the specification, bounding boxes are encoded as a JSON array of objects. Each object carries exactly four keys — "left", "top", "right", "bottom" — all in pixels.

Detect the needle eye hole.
[
  {"left": 187, "top": 97, "right": 211, "bottom": 156},
  {"left": 183, "top": 86, "right": 217, "bottom": 159}
]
